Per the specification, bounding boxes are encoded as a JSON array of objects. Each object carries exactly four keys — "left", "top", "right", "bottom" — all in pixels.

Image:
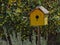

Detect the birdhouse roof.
[{"left": 36, "top": 6, "right": 49, "bottom": 14}]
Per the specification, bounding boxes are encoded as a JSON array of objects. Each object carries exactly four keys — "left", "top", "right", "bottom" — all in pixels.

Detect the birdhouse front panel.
[{"left": 30, "top": 9, "right": 45, "bottom": 26}]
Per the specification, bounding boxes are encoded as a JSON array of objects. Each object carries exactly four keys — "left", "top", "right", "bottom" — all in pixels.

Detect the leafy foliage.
[{"left": 0, "top": 0, "right": 60, "bottom": 41}]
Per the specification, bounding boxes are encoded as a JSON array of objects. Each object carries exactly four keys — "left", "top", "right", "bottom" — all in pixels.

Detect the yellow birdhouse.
[{"left": 30, "top": 6, "right": 49, "bottom": 26}]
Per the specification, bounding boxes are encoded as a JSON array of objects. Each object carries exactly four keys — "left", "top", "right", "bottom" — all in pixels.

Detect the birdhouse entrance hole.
[{"left": 36, "top": 15, "right": 39, "bottom": 21}]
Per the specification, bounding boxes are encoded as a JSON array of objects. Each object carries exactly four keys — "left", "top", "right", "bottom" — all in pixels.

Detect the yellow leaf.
[
  {"left": 50, "top": 10, "right": 54, "bottom": 13},
  {"left": 57, "top": 21, "right": 60, "bottom": 25},
  {"left": 16, "top": 8, "right": 22, "bottom": 13},
  {"left": 58, "top": 13, "right": 60, "bottom": 15},
  {"left": 8, "top": 0, "right": 16, "bottom": 5}
]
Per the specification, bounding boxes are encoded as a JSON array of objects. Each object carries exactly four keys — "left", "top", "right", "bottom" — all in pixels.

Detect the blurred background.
[{"left": 0, "top": 0, "right": 60, "bottom": 45}]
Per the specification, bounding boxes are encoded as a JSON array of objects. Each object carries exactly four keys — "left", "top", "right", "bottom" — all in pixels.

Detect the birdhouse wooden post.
[{"left": 29, "top": 6, "right": 49, "bottom": 45}]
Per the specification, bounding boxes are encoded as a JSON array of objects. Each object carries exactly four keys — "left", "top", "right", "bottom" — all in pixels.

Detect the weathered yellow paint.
[{"left": 30, "top": 9, "right": 45, "bottom": 26}]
